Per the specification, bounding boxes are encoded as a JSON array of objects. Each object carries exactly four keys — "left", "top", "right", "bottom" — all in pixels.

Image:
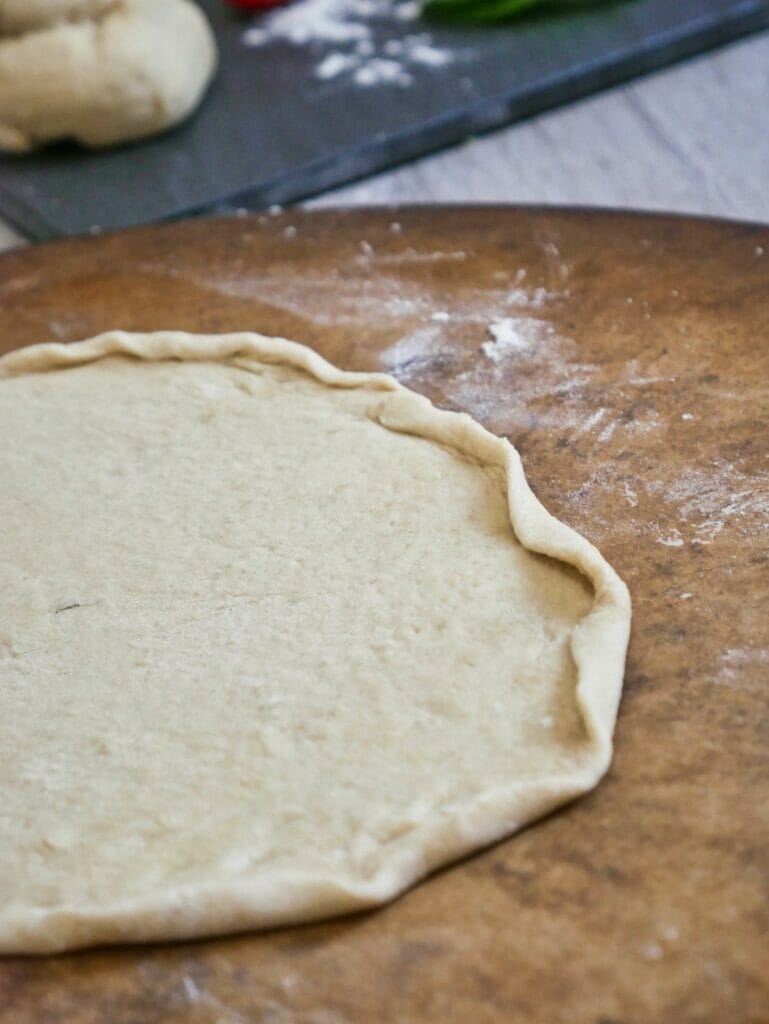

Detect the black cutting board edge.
[{"left": 0, "top": 0, "right": 767, "bottom": 241}]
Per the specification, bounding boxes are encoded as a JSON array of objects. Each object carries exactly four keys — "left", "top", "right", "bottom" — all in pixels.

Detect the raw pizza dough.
[
  {"left": 0, "top": 0, "right": 217, "bottom": 152},
  {"left": 0, "top": 0, "right": 114, "bottom": 34},
  {"left": 0, "top": 331, "right": 631, "bottom": 954}
]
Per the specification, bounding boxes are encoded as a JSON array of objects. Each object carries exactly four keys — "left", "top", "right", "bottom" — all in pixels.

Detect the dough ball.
[
  {"left": 0, "top": 0, "right": 217, "bottom": 151},
  {"left": 0, "top": 0, "right": 115, "bottom": 35}
]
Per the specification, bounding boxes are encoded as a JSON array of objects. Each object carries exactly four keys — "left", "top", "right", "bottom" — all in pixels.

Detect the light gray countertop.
[{"left": 1, "top": 30, "right": 767, "bottom": 254}]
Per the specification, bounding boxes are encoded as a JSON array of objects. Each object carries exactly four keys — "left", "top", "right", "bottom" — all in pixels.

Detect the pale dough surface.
[
  {"left": 0, "top": 0, "right": 217, "bottom": 152},
  {"left": 0, "top": 332, "right": 631, "bottom": 954},
  {"left": 0, "top": 0, "right": 115, "bottom": 34}
]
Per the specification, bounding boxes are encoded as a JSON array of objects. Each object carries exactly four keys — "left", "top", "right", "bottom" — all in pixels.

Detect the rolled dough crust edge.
[{"left": 0, "top": 330, "right": 632, "bottom": 954}]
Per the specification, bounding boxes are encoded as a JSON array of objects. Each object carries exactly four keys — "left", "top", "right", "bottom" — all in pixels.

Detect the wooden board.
[
  {"left": 0, "top": 208, "right": 767, "bottom": 1023},
  {"left": 2, "top": 0, "right": 769, "bottom": 241}
]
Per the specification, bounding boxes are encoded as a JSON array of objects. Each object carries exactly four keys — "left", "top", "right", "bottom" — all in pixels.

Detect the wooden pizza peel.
[{"left": 0, "top": 207, "right": 767, "bottom": 1023}]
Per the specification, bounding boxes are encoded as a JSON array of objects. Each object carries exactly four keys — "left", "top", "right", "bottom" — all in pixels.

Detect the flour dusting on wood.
[
  {"left": 381, "top": 323, "right": 445, "bottom": 376},
  {"left": 481, "top": 317, "right": 555, "bottom": 361},
  {"left": 716, "top": 647, "right": 769, "bottom": 693},
  {"left": 645, "top": 462, "right": 769, "bottom": 546}
]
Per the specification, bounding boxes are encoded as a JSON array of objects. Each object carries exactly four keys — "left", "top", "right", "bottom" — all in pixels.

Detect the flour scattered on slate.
[{"left": 242, "top": 0, "right": 453, "bottom": 86}]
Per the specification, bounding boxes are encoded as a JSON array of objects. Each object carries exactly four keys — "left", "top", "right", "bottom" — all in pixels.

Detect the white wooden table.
[{"left": 1, "top": 30, "right": 767, "bottom": 253}]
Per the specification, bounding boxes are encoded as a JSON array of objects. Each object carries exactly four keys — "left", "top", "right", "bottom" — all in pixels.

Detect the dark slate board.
[{"left": 1, "top": 0, "right": 768, "bottom": 241}]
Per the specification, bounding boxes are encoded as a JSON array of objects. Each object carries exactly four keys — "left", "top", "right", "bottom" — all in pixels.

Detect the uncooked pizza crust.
[
  {"left": 0, "top": 0, "right": 217, "bottom": 152},
  {"left": 0, "top": 331, "right": 631, "bottom": 954}
]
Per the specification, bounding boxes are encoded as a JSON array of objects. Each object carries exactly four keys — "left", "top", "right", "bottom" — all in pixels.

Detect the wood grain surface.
[{"left": 0, "top": 208, "right": 767, "bottom": 1024}]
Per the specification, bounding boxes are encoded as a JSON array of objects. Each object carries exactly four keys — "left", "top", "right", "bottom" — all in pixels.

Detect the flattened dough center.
[{"left": 0, "top": 334, "right": 630, "bottom": 953}]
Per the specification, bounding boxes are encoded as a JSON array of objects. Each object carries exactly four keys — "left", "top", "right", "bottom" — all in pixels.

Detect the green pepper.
[{"left": 424, "top": 0, "right": 627, "bottom": 25}]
